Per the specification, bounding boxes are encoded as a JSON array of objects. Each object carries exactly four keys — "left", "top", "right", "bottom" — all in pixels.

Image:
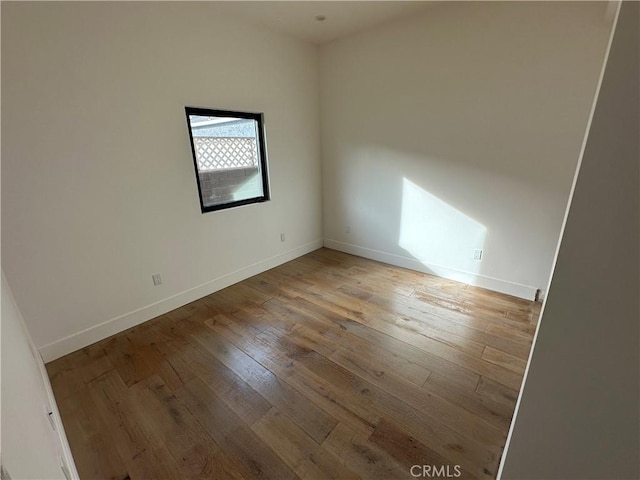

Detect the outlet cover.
[
  {"left": 152, "top": 274, "right": 163, "bottom": 286},
  {"left": 473, "top": 249, "right": 483, "bottom": 261}
]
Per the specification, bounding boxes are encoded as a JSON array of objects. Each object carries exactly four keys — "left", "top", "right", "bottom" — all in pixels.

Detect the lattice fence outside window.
[
  {"left": 193, "top": 137, "right": 258, "bottom": 171},
  {"left": 185, "top": 107, "right": 269, "bottom": 213}
]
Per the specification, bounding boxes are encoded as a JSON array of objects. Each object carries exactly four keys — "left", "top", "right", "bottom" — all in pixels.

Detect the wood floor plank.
[
  {"left": 177, "top": 341, "right": 272, "bottom": 425},
  {"left": 410, "top": 288, "right": 538, "bottom": 337},
  {"left": 286, "top": 290, "right": 476, "bottom": 389},
  {"left": 49, "top": 247, "right": 538, "bottom": 480},
  {"left": 393, "top": 314, "right": 487, "bottom": 358},
  {"left": 87, "top": 370, "right": 150, "bottom": 460},
  {"left": 208, "top": 314, "right": 377, "bottom": 438},
  {"left": 338, "top": 265, "right": 416, "bottom": 298},
  {"left": 191, "top": 318, "right": 338, "bottom": 444},
  {"left": 283, "top": 362, "right": 379, "bottom": 439},
  {"left": 47, "top": 343, "right": 115, "bottom": 401},
  {"left": 294, "top": 349, "right": 501, "bottom": 478},
  {"left": 47, "top": 354, "right": 87, "bottom": 401},
  {"left": 208, "top": 451, "right": 249, "bottom": 480},
  {"left": 226, "top": 302, "right": 274, "bottom": 337},
  {"left": 397, "top": 312, "right": 533, "bottom": 359},
  {"left": 329, "top": 348, "right": 505, "bottom": 446},
  {"left": 130, "top": 374, "right": 221, "bottom": 479},
  {"left": 176, "top": 377, "right": 298, "bottom": 480},
  {"left": 281, "top": 295, "right": 433, "bottom": 386},
  {"left": 475, "top": 376, "right": 520, "bottom": 408},
  {"left": 101, "top": 330, "right": 162, "bottom": 387},
  {"left": 423, "top": 373, "right": 515, "bottom": 432},
  {"left": 88, "top": 370, "right": 186, "bottom": 479},
  {"left": 306, "top": 263, "right": 486, "bottom": 335},
  {"left": 369, "top": 419, "right": 477, "bottom": 480},
  {"left": 56, "top": 388, "right": 129, "bottom": 480},
  {"left": 322, "top": 423, "right": 406, "bottom": 480},
  {"left": 252, "top": 407, "right": 331, "bottom": 480},
  {"left": 252, "top": 407, "right": 361, "bottom": 480},
  {"left": 485, "top": 321, "right": 536, "bottom": 341},
  {"left": 481, "top": 346, "right": 528, "bottom": 374},
  {"left": 307, "top": 285, "right": 522, "bottom": 390}
]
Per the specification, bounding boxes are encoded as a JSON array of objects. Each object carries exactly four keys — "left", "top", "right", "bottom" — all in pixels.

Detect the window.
[{"left": 185, "top": 107, "right": 270, "bottom": 213}]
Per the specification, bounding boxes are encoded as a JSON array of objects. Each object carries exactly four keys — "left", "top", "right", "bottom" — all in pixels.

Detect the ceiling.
[{"left": 210, "top": 1, "right": 438, "bottom": 45}]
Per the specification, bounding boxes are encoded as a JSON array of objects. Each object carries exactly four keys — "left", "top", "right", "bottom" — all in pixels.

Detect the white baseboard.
[
  {"left": 39, "top": 240, "right": 323, "bottom": 362},
  {"left": 323, "top": 239, "right": 537, "bottom": 301}
]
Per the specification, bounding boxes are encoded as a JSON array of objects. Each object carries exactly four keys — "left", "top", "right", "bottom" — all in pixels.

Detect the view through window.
[{"left": 185, "top": 107, "right": 270, "bottom": 212}]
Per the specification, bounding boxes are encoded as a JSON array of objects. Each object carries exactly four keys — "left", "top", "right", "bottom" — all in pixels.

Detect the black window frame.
[{"left": 185, "top": 106, "right": 270, "bottom": 213}]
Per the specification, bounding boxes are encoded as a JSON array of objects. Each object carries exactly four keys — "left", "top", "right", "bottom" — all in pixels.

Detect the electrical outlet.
[
  {"left": 280, "top": 233, "right": 286, "bottom": 242},
  {"left": 345, "top": 226, "right": 351, "bottom": 234},
  {"left": 473, "top": 249, "right": 483, "bottom": 261},
  {"left": 152, "top": 273, "right": 162, "bottom": 286}
]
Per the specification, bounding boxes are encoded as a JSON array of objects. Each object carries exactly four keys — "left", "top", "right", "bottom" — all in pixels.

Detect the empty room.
[{"left": 2, "top": 1, "right": 638, "bottom": 480}]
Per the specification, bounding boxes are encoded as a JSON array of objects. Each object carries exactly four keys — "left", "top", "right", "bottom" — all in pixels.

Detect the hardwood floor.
[{"left": 47, "top": 248, "right": 540, "bottom": 480}]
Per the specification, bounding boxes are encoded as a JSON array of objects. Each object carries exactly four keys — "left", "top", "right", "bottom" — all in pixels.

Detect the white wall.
[
  {"left": 501, "top": 2, "right": 639, "bottom": 478},
  {"left": 1, "top": 272, "right": 78, "bottom": 479},
  {"left": 1, "top": 2, "right": 322, "bottom": 360},
  {"left": 320, "top": 1, "right": 614, "bottom": 299}
]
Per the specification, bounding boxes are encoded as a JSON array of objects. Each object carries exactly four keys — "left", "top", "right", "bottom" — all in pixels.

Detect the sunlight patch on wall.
[{"left": 399, "top": 178, "right": 487, "bottom": 283}]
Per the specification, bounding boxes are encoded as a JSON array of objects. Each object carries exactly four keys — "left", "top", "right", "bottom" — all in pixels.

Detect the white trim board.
[
  {"left": 39, "top": 239, "right": 323, "bottom": 362},
  {"left": 324, "top": 239, "right": 537, "bottom": 300}
]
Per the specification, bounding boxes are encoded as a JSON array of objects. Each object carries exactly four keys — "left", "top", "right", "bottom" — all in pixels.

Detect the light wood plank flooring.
[{"left": 47, "top": 248, "right": 540, "bottom": 480}]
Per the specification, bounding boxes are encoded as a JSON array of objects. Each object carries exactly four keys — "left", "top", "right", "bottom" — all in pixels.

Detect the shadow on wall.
[{"left": 399, "top": 177, "right": 486, "bottom": 285}]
